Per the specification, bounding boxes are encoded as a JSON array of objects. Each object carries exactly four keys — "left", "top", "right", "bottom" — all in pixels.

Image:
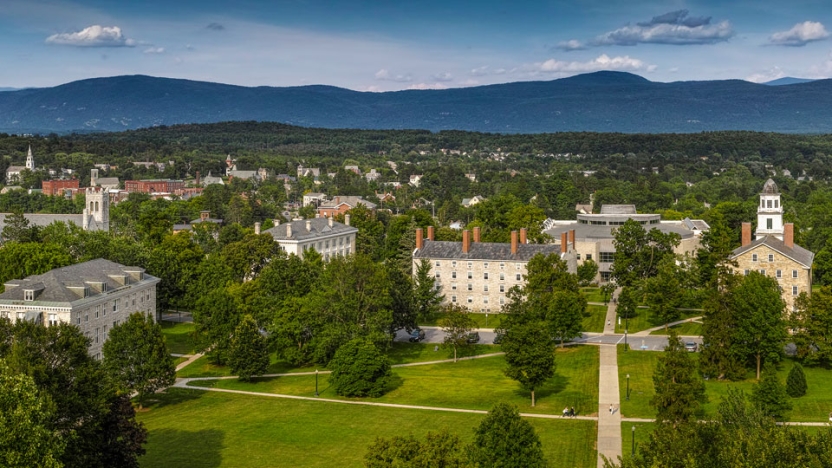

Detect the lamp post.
[
  {"left": 626, "top": 374, "right": 630, "bottom": 401},
  {"left": 625, "top": 314, "right": 629, "bottom": 351},
  {"left": 315, "top": 369, "right": 319, "bottom": 397},
  {"left": 632, "top": 426, "right": 636, "bottom": 457}
]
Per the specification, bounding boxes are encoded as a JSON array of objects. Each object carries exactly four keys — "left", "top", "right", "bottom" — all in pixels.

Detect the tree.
[
  {"left": 413, "top": 258, "right": 444, "bottom": 322},
  {"left": 751, "top": 363, "right": 792, "bottom": 421},
  {"left": 548, "top": 290, "right": 586, "bottom": 348},
  {"left": 0, "top": 210, "right": 38, "bottom": 243},
  {"left": 643, "top": 256, "right": 682, "bottom": 329},
  {"left": 600, "top": 282, "right": 616, "bottom": 305},
  {"left": 364, "top": 428, "right": 472, "bottom": 468},
  {"left": 732, "top": 272, "right": 787, "bottom": 380},
  {"left": 329, "top": 338, "right": 392, "bottom": 398},
  {"left": 611, "top": 219, "right": 680, "bottom": 287},
  {"left": 785, "top": 362, "right": 807, "bottom": 398},
  {"left": 102, "top": 312, "right": 175, "bottom": 407},
  {"left": 228, "top": 314, "right": 270, "bottom": 382},
  {"left": 700, "top": 273, "right": 745, "bottom": 381},
  {"left": 468, "top": 403, "right": 547, "bottom": 468},
  {"left": 577, "top": 259, "right": 599, "bottom": 286},
  {"left": 791, "top": 287, "right": 832, "bottom": 366},
  {"left": 192, "top": 287, "right": 242, "bottom": 365},
  {"left": 650, "top": 331, "right": 706, "bottom": 425},
  {"left": 501, "top": 321, "right": 556, "bottom": 407},
  {"left": 0, "top": 361, "right": 64, "bottom": 468},
  {"left": 438, "top": 304, "right": 476, "bottom": 363},
  {"left": 616, "top": 286, "right": 638, "bottom": 320}
]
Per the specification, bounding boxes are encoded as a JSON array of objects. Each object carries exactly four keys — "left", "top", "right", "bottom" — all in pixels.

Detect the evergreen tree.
[
  {"left": 329, "top": 338, "right": 392, "bottom": 398},
  {"left": 785, "top": 362, "right": 807, "bottom": 398},
  {"left": 700, "top": 273, "right": 745, "bottom": 381},
  {"left": 103, "top": 312, "right": 176, "bottom": 407},
  {"left": 751, "top": 363, "right": 792, "bottom": 421},
  {"left": 651, "top": 331, "right": 707, "bottom": 425},
  {"left": 468, "top": 403, "right": 547, "bottom": 468},
  {"left": 228, "top": 314, "right": 270, "bottom": 382},
  {"left": 643, "top": 256, "right": 682, "bottom": 329},
  {"left": 791, "top": 287, "right": 832, "bottom": 366},
  {"left": 413, "top": 258, "right": 444, "bottom": 322},
  {"left": 501, "top": 321, "right": 556, "bottom": 407}
]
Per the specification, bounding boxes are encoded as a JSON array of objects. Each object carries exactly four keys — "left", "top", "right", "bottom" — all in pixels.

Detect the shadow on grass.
[
  {"left": 512, "top": 372, "right": 570, "bottom": 402},
  {"left": 144, "top": 387, "right": 205, "bottom": 410},
  {"left": 144, "top": 428, "right": 224, "bottom": 468}
]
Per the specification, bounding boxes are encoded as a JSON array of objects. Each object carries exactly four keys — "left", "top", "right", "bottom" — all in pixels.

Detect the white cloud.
[
  {"left": 531, "top": 54, "right": 656, "bottom": 74},
  {"left": 593, "top": 10, "right": 733, "bottom": 46},
  {"left": 468, "top": 66, "right": 511, "bottom": 77},
  {"left": 375, "top": 69, "right": 412, "bottom": 82},
  {"left": 746, "top": 66, "right": 786, "bottom": 83},
  {"left": 45, "top": 25, "right": 136, "bottom": 47},
  {"left": 407, "top": 82, "right": 448, "bottom": 90},
  {"left": 431, "top": 72, "right": 453, "bottom": 82},
  {"left": 555, "top": 39, "right": 586, "bottom": 51},
  {"left": 769, "top": 21, "right": 829, "bottom": 47},
  {"left": 143, "top": 47, "right": 165, "bottom": 54}
]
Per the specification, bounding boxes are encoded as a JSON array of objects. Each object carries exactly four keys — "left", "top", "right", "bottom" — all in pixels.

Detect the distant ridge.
[
  {"left": 763, "top": 77, "right": 816, "bottom": 86},
  {"left": 2, "top": 71, "right": 832, "bottom": 133}
]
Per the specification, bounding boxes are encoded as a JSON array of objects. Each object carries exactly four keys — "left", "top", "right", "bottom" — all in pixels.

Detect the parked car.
[
  {"left": 466, "top": 331, "right": 480, "bottom": 344},
  {"left": 685, "top": 342, "right": 698, "bottom": 352},
  {"left": 409, "top": 328, "right": 426, "bottom": 342}
]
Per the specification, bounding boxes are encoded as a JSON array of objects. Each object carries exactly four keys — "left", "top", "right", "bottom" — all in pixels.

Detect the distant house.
[
  {"left": 317, "top": 196, "right": 377, "bottom": 218},
  {"left": 365, "top": 169, "right": 381, "bottom": 182},
  {"left": 297, "top": 165, "right": 321, "bottom": 178},
  {"left": 125, "top": 179, "right": 184, "bottom": 194},
  {"left": 462, "top": 195, "right": 485, "bottom": 208},
  {"left": 345, "top": 165, "right": 361, "bottom": 175},
  {"left": 5, "top": 146, "right": 36, "bottom": 183},
  {"left": 303, "top": 193, "right": 327, "bottom": 207},
  {"left": 409, "top": 174, "right": 423, "bottom": 187},
  {"left": 90, "top": 169, "right": 120, "bottom": 190},
  {"left": 465, "top": 173, "right": 477, "bottom": 182},
  {"left": 172, "top": 211, "right": 223, "bottom": 234},
  {"left": 42, "top": 179, "right": 80, "bottom": 196},
  {"left": 200, "top": 171, "right": 224, "bottom": 186}
]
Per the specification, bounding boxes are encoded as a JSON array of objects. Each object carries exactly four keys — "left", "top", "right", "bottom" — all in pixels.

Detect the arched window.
[{"left": 95, "top": 201, "right": 99, "bottom": 212}]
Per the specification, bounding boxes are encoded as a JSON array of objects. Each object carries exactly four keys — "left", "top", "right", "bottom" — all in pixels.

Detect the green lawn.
[
  {"left": 581, "top": 287, "right": 607, "bottom": 304},
  {"left": 420, "top": 312, "right": 502, "bottom": 329},
  {"left": 190, "top": 346, "right": 600, "bottom": 417},
  {"left": 177, "top": 352, "right": 320, "bottom": 379},
  {"left": 583, "top": 304, "right": 608, "bottom": 333},
  {"left": 619, "top": 422, "right": 655, "bottom": 464},
  {"left": 648, "top": 320, "right": 703, "bottom": 336},
  {"left": 618, "top": 347, "right": 832, "bottom": 422},
  {"left": 138, "top": 388, "right": 597, "bottom": 468},
  {"left": 615, "top": 308, "right": 701, "bottom": 334},
  {"left": 386, "top": 342, "right": 500, "bottom": 365},
  {"left": 160, "top": 321, "right": 197, "bottom": 355}
]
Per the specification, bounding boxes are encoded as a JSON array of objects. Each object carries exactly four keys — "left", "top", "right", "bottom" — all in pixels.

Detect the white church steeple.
[
  {"left": 756, "top": 178, "right": 784, "bottom": 240},
  {"left": 25, "top": 146, "right": 35, "bottom": 171}
]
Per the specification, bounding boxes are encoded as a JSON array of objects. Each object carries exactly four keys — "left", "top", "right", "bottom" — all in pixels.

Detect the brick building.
[
  {"left": 317, "top": 196, "right": 377, "bottom": 218},
  {"left": 42, "top": 178, "right": 80, "bottom": 196},
  {"left": 124, "top": 179, "right": 184, "bottom": 194}
]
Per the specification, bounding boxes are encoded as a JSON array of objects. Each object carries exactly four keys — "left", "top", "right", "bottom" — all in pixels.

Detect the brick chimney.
[
  {"left": 741, "top": 222, "right": 751, "bottom": 247},
  {"left": 462, "top": 230, "right": 471, "bottom": 253},
  {"left": 473, "top": 227, "right": 481, "bottom": 242},
  {"left": 561, "top": 232, "right": 568, "bottom": 253},
  {"left": 784, "top": 223, "right": 794, "bottom": 248},
  {"left": 200, "top": 210, "right": 210, "bottom": 221},
  {"left": 569, "top": 229, "right": 576, "bottom": 247},
  {"left": 254, "top": 222, "right": 261, "bottom": 235},
  {"left": 511, "top": 230, "right": 518, "bottom": 255},
  {"left": 416, "top": 228, "right": 424, "bottom": 250},
  {"left": 520, "top": 228, "right": 527, "bottom": 244},
  {"left": 195, "top": 170, "right": 200, "bottom": 186},
  {"left": 427, "top": 226, "right": 435, "bottom": 241}
]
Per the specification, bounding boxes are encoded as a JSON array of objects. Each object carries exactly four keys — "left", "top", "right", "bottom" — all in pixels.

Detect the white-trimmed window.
[
  {"left": 483, "top": 297, "right": 489, "bottom": 304},
  {"left": 500, "top": 285, "right": 505, "bottom": 293},
  {"left": 499, "top": 273, "right": 505, "bottom": 281},
  {"left": 577, "top": 253, "right": 581, "bottom": 260},
  {"left": 768, "top": 254, "right": 774, "bottom": 262},
  {"left": 467, "top": 284, "right": 473, "bottom": 291},
  {"left": 452, "top": 261, "right": 457, "bottom": 268},
  {"left": 793, "top": 270, "right": 798, "bottom": 278},
  {"left": 484, "top": 262, "right": 489, "bottom": 269},
  {"left": 744, "top": 269, "right": 749, "bottom": 276},
  {"left": 792, "top": 286, "right": 799, "bottom": 296},
  {"left": 95, "top": 328, "right": 100, "bottom": 344},
  {"left": 500, "top": 262, "right": 505, "bottom": 269},
  {"left": 484, "top": 285, "right": 489, "bottom": 292},
  {"left": 48, "top": 313, "right": 58, "bottom": 327},
  {"left": 776, "top": 270, "right": 782, "bottom": 278},
  {"left": 516, "top": 274, "right": 521, "bottom": 281},
  {"left": 467, "top": 272, "right": 473, "bottom": 279},
  {"left": 435, "top": 271, "right": 441, "bottom": 278},
  {"left": 499, "top": 297, "right": 505, "bottom": 305},
  {"left": 759, "top": 269, "right": 766, "bottom": 275},
  {"left": 467, "top": 297, "right": 473, "bottom": 304},
  {"left": 467, "top": 262, "right": 472, "bottom": 269},
  {"left": 451, "top": 296, "right": 457, "bottom": 303},
  {"left": 483, "top": 272, "right": 489, "bottom": 280},
  {"left": 24, "top": 290, "right": 34, "bottom": 301},
  {"left": 752, "top": 254, "right": 758, "bottom": 262},
  {"left": 452, "top": 283, "right": 457, "bottom": 291},
  {"left": 452, "top": 271, "right": 457, "bottom": 279},
  {"left": 435, "top": 261, "right": 441, "bottom": 267}
]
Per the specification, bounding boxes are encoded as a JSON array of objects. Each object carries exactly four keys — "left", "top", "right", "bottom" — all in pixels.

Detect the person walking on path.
[{"left": 609, "top": 404, "right": 613, "bottom": 414}]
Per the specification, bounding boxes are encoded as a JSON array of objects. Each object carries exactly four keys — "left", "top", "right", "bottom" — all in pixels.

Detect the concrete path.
[
  {"left": 632, "top": 317, "right": 703, "bottom": 337},
  {"left": 597, "top": 344, "right": 622, "bottom": 467},
  {"left": 603, "top": 289, "right": 620, "bottom": 335},
  {"left": 175, "top": 352, "right": 204, "bottom": 372}
]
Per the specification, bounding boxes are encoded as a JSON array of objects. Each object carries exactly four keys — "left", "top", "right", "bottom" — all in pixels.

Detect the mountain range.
[{"left": 2, "top": 72, "right": 832, "bottom": 134}]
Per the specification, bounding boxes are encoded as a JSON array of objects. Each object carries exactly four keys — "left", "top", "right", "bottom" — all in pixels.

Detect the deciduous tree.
[
  {"left": 501, "top": 321, "right": 556, "bottom": 407},
  {"left": 329, "top": 338, "right": 392, "bottom": 398},
  {"left": 438, "top": 304, "right": 476, "bottom": 363},
  {"left": 468, "top": 403, "right": 547, "bottom": 468}
]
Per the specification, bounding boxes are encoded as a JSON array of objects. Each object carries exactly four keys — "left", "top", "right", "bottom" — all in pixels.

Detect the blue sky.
[{"left": 2, "top": 0, "right": 832, "bottom": 90}]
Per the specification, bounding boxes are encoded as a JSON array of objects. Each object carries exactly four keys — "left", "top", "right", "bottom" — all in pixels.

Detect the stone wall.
[{"left": 732, "top": 246, "right": 811, "bottom": 312}]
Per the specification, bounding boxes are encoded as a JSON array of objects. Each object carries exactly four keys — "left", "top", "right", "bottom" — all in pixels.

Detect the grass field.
[
  {"left": 583, "top": 304, "right": 608, "bottom": 333},
  {"left": 617, "top": 346, "right": 832, "bottom": 422},
  {"left": 137, "top": 388, "right": 597, "bottom": 468},
  {"left": 648, "top": 320, "right": 703, "bottom": 336},
  {"left": 581, "top": 287, "right": 608, "bottom": 304},
  {"left": 161, "top": 321, "right": 197, "bottom": 355},
  {"left": 420, "top": 312, "right": 502, "bottom": 329},
  {"left": 615, "top": 309, "right": 701, "bottom": 334},
  {"left": 190, "top": 346, "right": 600, "bottom": 417}
]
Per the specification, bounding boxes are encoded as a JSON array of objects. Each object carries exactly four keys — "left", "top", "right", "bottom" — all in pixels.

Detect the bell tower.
[
  {"left": 756, "top": 179, "right": 783, "bottom": 240},
  {"left": 25, "top": 146, "right": 35, "bottom": 171},
  {"left": 85, "top": 187, "right": 110, "bottom": 232}
]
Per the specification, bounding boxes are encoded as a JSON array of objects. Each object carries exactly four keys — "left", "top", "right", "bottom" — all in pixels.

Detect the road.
[{"left": 395, "top": 327, "right": 703, "bottom": 351}]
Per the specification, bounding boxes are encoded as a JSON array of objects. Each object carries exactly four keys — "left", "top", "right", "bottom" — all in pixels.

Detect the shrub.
[
  {"left": 786, "top": 362, "right": 808, "bottom": 398},
  {"left": 329, "top": 338, "right": 392, "bottom": 397}
]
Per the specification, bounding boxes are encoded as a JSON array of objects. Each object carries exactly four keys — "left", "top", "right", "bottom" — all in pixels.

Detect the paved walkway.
[
  {"left": 175, "top": 353, "right": 203, "bottom": 372},
  {"left": 632, "top": 317, "right": 703, "bottom": 337},
  {"left": 597, "top": 290, "right": 623, "bottom": 467}
]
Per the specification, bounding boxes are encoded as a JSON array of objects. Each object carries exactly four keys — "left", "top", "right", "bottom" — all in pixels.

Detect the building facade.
[
  {"left": 0, "top": 259, "right": 160, "bottom": 358},
  {"left": 264, "top": 216, "right": 357, "bottom": 260},
  {"left": 0, "top": 187, "right": 109, "bottom": 241},
  {"left": 42, "top": 178, "right": 80, "bottom": 196},
  {"left": 125, "top": 179, "right": 185, "bottom": 194},
  {"left": 729, "top": 180, "right": 814, "bottom": 312},
  {"left": 317, "top": 196, "right": 377, "bottom": 218},
  {"left": 412, "top": 227, "right": 576, "bottom": 313}
]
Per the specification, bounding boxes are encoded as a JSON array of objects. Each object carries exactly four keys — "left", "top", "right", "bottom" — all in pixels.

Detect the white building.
[
  {"left": 302, "top": 192, "right": 327, "bottom": 207},
  {"left": 264, "top": 216, "right": 357, "bottom": 260},
  {"left": 0, "top": 187, "right": 109, "bottom": 242},
  {"left": 0, "top": 259, "right": 160, "bottom": 358},
  {"left": 5, "top": 146, "right": 36, "bottom": 183}
]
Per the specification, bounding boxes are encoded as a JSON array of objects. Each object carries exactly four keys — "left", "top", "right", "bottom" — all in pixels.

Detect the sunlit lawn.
[
  {"left": 160, "top": 321, "right": 197, "bottom": 355},
  {"left": 649, "top": 320, "right": 703, "bottom": 336},
  {"left": 615, "top": 308, "right": 701, "bottom": 334},
  {"left": 138, "top": 388, "right": 597, "bottom": 468},
  {"left": 581, "top": 287, "right": 608, "bottom": 303},
  {"left": 190, "top": 346, "right": 601, "bottom": 417},
  {"left": 583, "top": 304, "right": 608, "bottom": 333}
]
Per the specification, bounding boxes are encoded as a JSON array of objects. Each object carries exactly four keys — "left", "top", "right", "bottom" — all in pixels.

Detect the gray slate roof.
[
  {"left": 0, "top": 213, "right": 85, "bottom": 232},
  {"left": 762, "top": 178, "right": 779, "bottom": 194},
  {"left": 413, "top": 240, "right": 560, "bottom": 262},
  {"left": 96, "top": 177, "right": 120, "bottom": 187},
  {"left": 264, "top": 217, "right": 357, "bottom": 241},
  {"left": 319, "top": 196, "right": 377, "bottom": 210},
  {"left": 545, "top": 222, "right": 695, "bottom": 240},
  {"left": 730, "top": 235, "right": 814, "bottom": 268},
  {"left": 0, "top": 259, "right": 157, "bottom": 305}
]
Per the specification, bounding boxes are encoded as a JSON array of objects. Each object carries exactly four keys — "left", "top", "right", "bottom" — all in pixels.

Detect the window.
[
  {"left": 484, "top": 262, "right": 489, "bottom": 269},
  {"left": 516, "top": 274, "right": 521, "bottom": 281},
  {"left": 76, "top": 313, "right": 80, "bottom": 325},
  {"left": 48, "top": 313, "right": 58, "bottom": 327},
  {"left": 793, "top": 286, "right": 799, "bottom": 296},
  {"left": 467, "top": 297, "right": 473, "bottom": 304},
  {"left": 435, "top": 284, "right": 441, "bottom": 291},
  {"left": 435, "top": 272, "right": 441, "bottom": 278},
  {"left": 112, "top": 299, "right": 118, "bottom": 313},
  {"left": 484, "top": 285, "right": 489, "bottom": 292},
  {"left": 793, "top": 270, "right": 798, "bottom": 278},
  {"left": 467, "top": 272, "right": 473, "bottom": 279},
  {"left": 435, "top": 261, "right": 441, "bottom": 267},
  {"left": 103, "top": 325, "right": 108, "bottom": 340},
  {"left": 776, "top": 270, "right": 782, "bottom": 278},
  {"left": 85, "top": 313, "right": 89, "bottom": 323},
  {"left": 95, "top": 328, "right": 100, "bottom": 344},
  {"left": 452, "top": 271, "right": 457, "bottom": 279},
  {"left": 500, "top": 262, "right": 505, "bottom": 269},
  {"left": 451, "top": 283, "right": 457, "bottom": 290},
  {"left": 775, "top": 200, "right": 779, "bottom": 208},
  {"left": 586, "top": 254, "right": 592, "bottom": 261},
  {"left": 499, "top": 285, "right": 505, "bottom": 293},
  {"left": 760, "top": 269, "right": 766, "bottom": 275},
  {"left": 499, "top": 297, "right": 505, "bottom": 305},
  {"left": 467, "top": 262, "right": 472, "bottom": 269},
  {"left": 576, "top": 253, "right": 581, "bottom": 260},
  {"left": 767, "top": 218, "right": 773, "bottom": 230},
  {"left": 767, "top": 200, "right": 772, "bottom": 209},
  {"left": 132, "top": 295, "right": 136, "bottom": 306},
  {"left": 483, "top": 297, "right": 489, "bottom": 304},
  {"left": 325, "top": 240, "right": 330, "bottom": 249},
  {"left": 499, "top": 273, "right": 505, "bottom": 281},
  {"left": 752, "top": 254, "right": 758, "bottom": 262},
  {"left": 599, "top": 252, "right": 615, "bottom": 263},
  {"left": 24, "top": 290, "right": 34, "bottom": 301},
  {"left": 452, "top": 261, "right": 457, "bottom": 268},
  {"left": 483, "top": 272, "right": 489, "bottom": 280},
  {"left": 744, "top": 269, "right": 750, "bottom": 276},
  {"left": 17, "top": 312, "right": 24, "bottom": 321},
  {"left": 95, "top": 305, "right": 101, "bottom": 318},
  {"left": 451, "top": 296, "right": 457, "bottom": 303},
  {"left": 516, "top": 264, "right": 521, "bottom": 270},
  {"left": 467, "top": 284, "right": 473, "bottom": 291},
  {"left": 768, "top": 254, "right": 774, "bottom": 262}
]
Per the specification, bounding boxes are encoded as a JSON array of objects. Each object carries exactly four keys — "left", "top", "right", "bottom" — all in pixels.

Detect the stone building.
[
  {"left": 412, "top": 226, "right": 576, "bottom": 313},
  {"left": 545, "top": 204, "right": 708, "bottom": 283},
  {"left": 264, "top": 216, "right": 357, "bottom": 260},
  {"left": 729, "top": 179, "right": 814, "bottom": 312},
  {"left": 0, "top": 259, "right": 160, "bottom": 358},
  {"left": 0, "top": 186, "right": 109, "bottom": 241}
]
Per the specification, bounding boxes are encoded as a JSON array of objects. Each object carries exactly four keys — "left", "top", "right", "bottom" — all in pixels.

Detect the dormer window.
[{"left": 24, "top": 290, "right": 34, "bottom": 301}]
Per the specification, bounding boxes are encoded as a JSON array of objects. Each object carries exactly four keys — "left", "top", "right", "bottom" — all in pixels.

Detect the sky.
[{"left": 3, "top": 0, "right": 832, "bottom": 91}]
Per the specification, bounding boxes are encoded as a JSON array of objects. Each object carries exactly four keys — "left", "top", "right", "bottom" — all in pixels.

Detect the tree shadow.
[
  {"left": 143, "top": 428, "right": 224, "bottom": 468},
  {"left": 143, "top": 387, "right": 205, "bottom": 411},
  {"left": 384, "top": 373, "right": 405, "bottom": 393}
]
